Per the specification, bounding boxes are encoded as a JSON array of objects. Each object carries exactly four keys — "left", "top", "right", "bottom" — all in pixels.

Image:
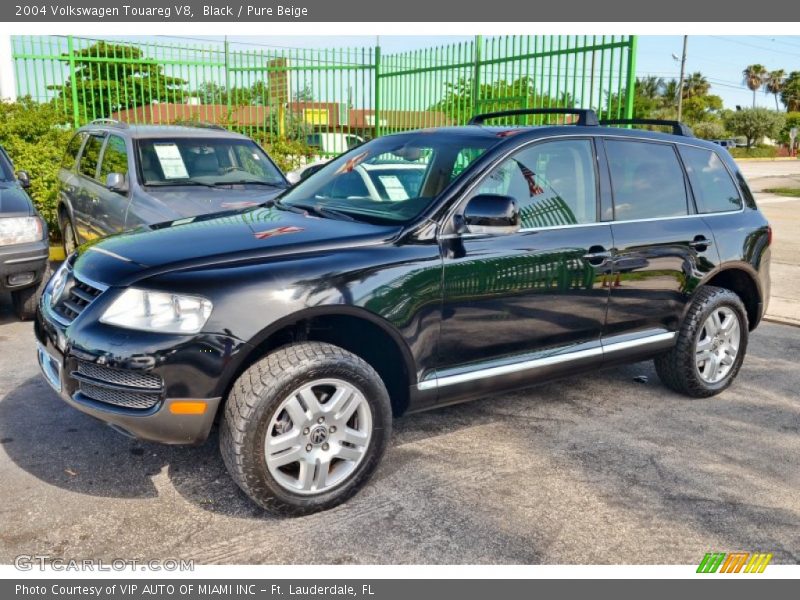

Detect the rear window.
[
  {"left": 79, "top": 134, "right": 104, "bottom": 179},
  {"left": 678, "top": 146, "right": 742, "bottom": 213},
  {"left": 606, "top": 140, "right": 689, "bottom": 221},
  {"left": 62, "top": 132, "right": 86, "bottom": 170}
]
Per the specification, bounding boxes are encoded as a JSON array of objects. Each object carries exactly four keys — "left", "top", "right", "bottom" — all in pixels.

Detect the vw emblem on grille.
[
  {"left": 309, "top": 426, "right": 329, "bottom": 445},
  {"left": 50, "top": 268, "right": 68, "bottom": 306}
]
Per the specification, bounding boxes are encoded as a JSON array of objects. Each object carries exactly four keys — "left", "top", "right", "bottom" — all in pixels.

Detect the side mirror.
[
  {"left": 299, "top": 162, "right": 327, "bottom": 182},
  {"left": 105, "top": 172, "right": 128, "bottom": 194},
  {"left": 462, "top": 194, "right": 520, "bottom": 235},
  {"left": 16, "top": 170, "right": 31, "bottom": 189}
]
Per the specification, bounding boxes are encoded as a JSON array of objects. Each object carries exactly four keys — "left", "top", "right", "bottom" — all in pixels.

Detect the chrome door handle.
[{"left": 689, "top": 236, "right": 713, "bottom": 249}]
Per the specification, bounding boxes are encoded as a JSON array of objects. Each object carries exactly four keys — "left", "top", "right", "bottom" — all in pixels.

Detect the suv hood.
[
  {"left": 0, "top": 182, "right": 34, "bottom": 215},
  {"left": 145, "top": 185, "right": 285, "bottom": 218},
  {"left": 73, "top": 205, "right": 400, "bottom": 286}
]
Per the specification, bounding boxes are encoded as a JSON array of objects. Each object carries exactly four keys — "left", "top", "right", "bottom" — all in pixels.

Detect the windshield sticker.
[
  {"left": 253, "top": 225, "right": 304, "bottom": 240},
  {"left": 153, "top": 144, "right": 189, "bottom": 179},
  {"left": 377, "top": 175, "right": 409, "bottom": 201},
  {"left": 336, "top": 151, "right": 369, "bottom": 174}
]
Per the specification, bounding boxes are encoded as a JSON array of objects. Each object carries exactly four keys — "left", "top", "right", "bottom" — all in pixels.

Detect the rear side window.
[
  {"left": 99, "top": 135, "right": 129, "bottom": 181},
  {"left": 475, "top": 139, "right": 598, "bottom": 227},
  {"left": 62, "top": 133, "right": 86, "bottom": 170},
  {"left": 678, "top": 146, "right": 742, "bottom": 213},
  {"left": 79, "top": 134, "right": 104, "bottom": 179},
  {"left": 606, "top": 140, "right": 689, "bottom": 221}
]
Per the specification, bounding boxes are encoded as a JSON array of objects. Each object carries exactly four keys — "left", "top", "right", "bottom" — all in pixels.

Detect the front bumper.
[
  {"left": 34, "top": 278, "right": 250, "bottom": 445},
  {"left": 0, "top": 239, "right": 49, "bottom": 291}
]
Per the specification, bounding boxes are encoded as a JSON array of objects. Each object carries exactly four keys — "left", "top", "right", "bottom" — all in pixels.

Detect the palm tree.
[
  {"left": 743, "top": 64, "right": 768, "bottom": 108},
  {"left": 764, "top": 69, "right": 786, "bottom": 111},
  {"left": 637, "top": 76, "right": 665, "bottom": 99},
  {"left": 683, "top": 72, "right": 711, "bottom": 99},
  {"left": 662, "top": 79, "right": 679, "bottom": 107}
]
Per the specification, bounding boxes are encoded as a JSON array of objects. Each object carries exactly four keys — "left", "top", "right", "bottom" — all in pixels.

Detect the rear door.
[
  {"left": 436, "top": 138, "right": 613, "bottom": 400},
  {"left": 58, "top": 132, "right": 87, "bottom": 229},
  {"left": 95, "top": 133, "right": 133, "bottom": 236},
  {"left": 602, "top": 138, "right": 719, "bottom": 345},
  {"left": 73, "top": 132, "right": 106, "bottom": 242}
]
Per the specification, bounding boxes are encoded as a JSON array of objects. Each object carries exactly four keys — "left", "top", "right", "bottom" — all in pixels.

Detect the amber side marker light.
[{"left": 169, "top": 401, "right": 208, "bottom": 415}]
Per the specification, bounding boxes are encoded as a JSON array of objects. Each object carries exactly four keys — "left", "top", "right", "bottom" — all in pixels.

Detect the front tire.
[
  {"left": 654, "top": 286, "right": 748, "bottom": 398},
  {"left": 220, "top": 342, "right": 392, "bottom": 515}
]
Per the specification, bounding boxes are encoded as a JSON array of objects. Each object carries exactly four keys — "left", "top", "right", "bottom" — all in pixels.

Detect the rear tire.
[
  {"left": 220, "top": 342, "right": 392, "bottom": 516},
  {"left": 654, "top": 286, "right": 748, "bottom": 398},
  {"left": 11, "top": 264, "right": 50, "bottom": 321}
]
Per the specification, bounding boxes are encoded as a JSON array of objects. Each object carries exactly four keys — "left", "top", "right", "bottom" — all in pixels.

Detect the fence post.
[
  {"left": 66, "top": 36, "right": 80, "bottom": 127},
  {"left": 374, "top": 45, "right": 381, "bottom": 138},
  {"left": 471, "top": 35, "right": 482, "bottom": 120},
  {"left": 624, "top": 35, "right": 637, "bottom": 120},
  {"left": 224, "top": 37, "right": 232, "bottom": 120}
]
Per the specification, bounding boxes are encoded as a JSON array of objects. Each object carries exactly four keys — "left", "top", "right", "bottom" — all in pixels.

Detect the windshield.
[
  {"left": 279, "top": 132, "right": 494, "bottom": 224},
  {"left": 0, "top": 148, "right": 15, "bottom": 182},
  {"left": 137, "top": 137, "right": 285, "bottom": 187}
]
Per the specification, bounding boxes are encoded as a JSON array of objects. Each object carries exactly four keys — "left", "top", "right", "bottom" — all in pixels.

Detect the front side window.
[
  {"left": 280, "top": 132, "right": 494, "bottom": 224},
  {"left": 137, "top": 138, "right": 285, "bottom": 187},
  {"left": 474, "top": 139, "right": 598, "bottom": 227},
  {"left": 678, "top": 146, "right": 742, "bottom": 213},
  {"left": 79, "top": 134, "right": 105, "bottom": 179},
  {"left": 605, "top": 140, "right": 689, "bottom": 221},
  {"left": 99, "top": 135, "right": 129, "bottom": 181}
]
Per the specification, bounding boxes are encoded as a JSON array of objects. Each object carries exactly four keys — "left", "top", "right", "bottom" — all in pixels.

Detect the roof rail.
[
  {"left": 599, "top": 118, "right": 694, "bottom": 137},
  {"left": 188, "top": 122, "right": 228, "bottom": 131},
  {"left": 87, "top": 118, "right": 128, "bottom": 129},
  {"left": 469, "top": 108, "right": 600, "bottom": 127}
]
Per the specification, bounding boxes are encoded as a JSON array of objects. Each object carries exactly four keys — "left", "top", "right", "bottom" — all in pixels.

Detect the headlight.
[
  {"left": 0, "top": 216, "right": 43, "bottom": 245},
  {"left": 100, "top": 288, "right": 213, "bottom": 334}
]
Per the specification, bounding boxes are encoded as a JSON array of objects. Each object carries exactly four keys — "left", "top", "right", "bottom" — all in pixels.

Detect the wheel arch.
[
  {"left": 695, "top": 264, "right": 763, "bottom": 330},
  {"left": 219, "top": 306, "right": 418, "bottom": 417}
]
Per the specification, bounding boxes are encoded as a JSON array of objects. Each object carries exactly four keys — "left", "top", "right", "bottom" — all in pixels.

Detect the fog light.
[{"left": 8, "top": 272, "right": 35, "bottom": 286}]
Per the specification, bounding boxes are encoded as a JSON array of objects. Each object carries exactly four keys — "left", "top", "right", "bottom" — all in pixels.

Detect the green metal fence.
[{"left": 11, "top": 35, "right": 636, "bottom": 151}]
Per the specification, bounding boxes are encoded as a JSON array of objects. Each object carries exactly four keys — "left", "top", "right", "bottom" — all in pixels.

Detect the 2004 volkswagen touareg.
[{"left": 35, "top": 109, "right": 771, "bottom": 515}]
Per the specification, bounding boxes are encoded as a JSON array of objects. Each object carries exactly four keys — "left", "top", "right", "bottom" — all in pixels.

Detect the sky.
[{"left": 86, "top": 34, "right": 800, "bottom": 110}]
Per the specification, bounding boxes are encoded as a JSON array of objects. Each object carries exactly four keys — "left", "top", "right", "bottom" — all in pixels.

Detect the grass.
[{"left": 764, "top": 187, "right": 800, "bottom": 197}]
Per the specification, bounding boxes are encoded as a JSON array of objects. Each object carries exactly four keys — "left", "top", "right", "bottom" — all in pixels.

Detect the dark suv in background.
[
  {"left": 0, "top": 145, "right": 49, "bottom": 320},
  {"left": 36, "top": 109, "right": 771, "bottom": 515},
  {"left": 57, "top": 121, "right": 288, "bottom": 253}
]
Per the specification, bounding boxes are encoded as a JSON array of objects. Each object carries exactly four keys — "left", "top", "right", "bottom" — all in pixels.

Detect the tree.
[
  {"left": 691, "top": 121, "right": 727, "bottom": 140},
  {"left": 764, "top": 69, "right": 786, "bottom": 111},
  {"left": 683, "top": 72, "right": 711, "bottom": 99},
  {"left": 742, "top": 64, "right": 768, "bottom": 108},
  {"left": 50, "top": 41, "right": 187, "bottom": 121},
  {"left": 781, "top": 71, "right": 800, "bottom": 112},
  {"left": 724, "top": 108, "right": 785, "bottom": 148}
]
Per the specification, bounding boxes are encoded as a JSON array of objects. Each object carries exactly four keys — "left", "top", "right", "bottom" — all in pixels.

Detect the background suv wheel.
[
  {"left": 654, "top": 286, "right": 749, "bottom": 398},
  {"left": 220, "top": 342, "right": 392, "bottom": 516}
]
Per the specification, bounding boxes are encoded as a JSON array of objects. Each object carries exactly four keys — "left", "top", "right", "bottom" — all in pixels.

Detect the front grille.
[
  {"left": 52, "top": 273, "right": 104, "bottom": 323},
  {"left": 76, "top": 361, "right": 162, "bottom": 390},
  {"left": 72, "top": 360, "right": 164, "bottom": 411},
  {"left": 78, "top": 382, "right": 161, "bottom": 410}
]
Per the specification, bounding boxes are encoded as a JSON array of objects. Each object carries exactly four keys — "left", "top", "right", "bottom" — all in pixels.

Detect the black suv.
[
  {"left": 0, "top": 145, "right": 49, "bottom": 319},
  {"left": 57, "top": 121, "right": 288, "bottom": 254},
  {"left": 35, "top": 109, "right": 771, "bottom": 515}
]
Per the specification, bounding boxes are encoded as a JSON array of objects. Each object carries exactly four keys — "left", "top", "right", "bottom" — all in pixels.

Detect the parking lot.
[{"left": 1, "top": 160, "right": 798, "bottom": 565}]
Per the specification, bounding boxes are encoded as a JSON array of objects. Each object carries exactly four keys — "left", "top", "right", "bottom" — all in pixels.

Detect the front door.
[{"left": 434, "top": 138, "right": 613, "bottom": 401}]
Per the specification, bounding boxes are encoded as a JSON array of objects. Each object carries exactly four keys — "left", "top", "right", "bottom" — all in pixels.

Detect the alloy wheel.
[
  {"left": 695, "top": 306, "right": 741, "bottom": 384},
  {"left": 265, "top": 378, "right": 372, "bottom": 495}
]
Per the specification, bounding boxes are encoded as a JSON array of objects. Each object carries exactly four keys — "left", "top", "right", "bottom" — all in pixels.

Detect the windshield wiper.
[
  {"left": 211, "top": 180, "right": 286, "bottom": 187},
  {"left": 145, "top": 180, "right": 217, "bottom": 188},
  {"left": 286, "top": 202, "right": 357, "bottom": 222}
]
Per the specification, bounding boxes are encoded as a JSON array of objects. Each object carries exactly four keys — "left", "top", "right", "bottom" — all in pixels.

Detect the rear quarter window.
[
  {"left": 605, "top": 139, "right": 689, "bottom": 221},
  {"left": 678, "top": 145, "right": 742, "bottom": 213}
]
